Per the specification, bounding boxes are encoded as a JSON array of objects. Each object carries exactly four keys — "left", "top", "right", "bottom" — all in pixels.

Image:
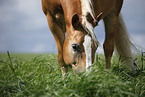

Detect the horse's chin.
[
  {"left": 72, "top": 63, "right": 77, "bottom": 68},
  {"left": 71, "top": 62, "right": 85, "bottom": 74}
]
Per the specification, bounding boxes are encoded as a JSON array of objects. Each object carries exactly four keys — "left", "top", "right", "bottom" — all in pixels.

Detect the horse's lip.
[{"left": 72, "top": 62, "right": 77, "bottom": 67}]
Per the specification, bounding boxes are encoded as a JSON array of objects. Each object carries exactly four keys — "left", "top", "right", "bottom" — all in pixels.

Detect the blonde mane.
[
  {"left": 81, "top": 0, "right": 99, "bottom": 47},
  {"left": 81, "top": 0, "right": 98, "bottom": 71}
]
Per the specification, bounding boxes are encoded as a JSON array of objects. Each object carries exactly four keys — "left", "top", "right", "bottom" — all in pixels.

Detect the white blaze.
[
  {"left": 81, "top": 0, "right": 97, "bottom": 71},
  {"left": 83, "top": 35, "right": 92, "bottom": 71}
]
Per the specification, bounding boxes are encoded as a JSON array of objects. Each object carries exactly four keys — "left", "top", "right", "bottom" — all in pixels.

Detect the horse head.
[{"left": 63, "top": 13, "right": 102, "bottom": 74}]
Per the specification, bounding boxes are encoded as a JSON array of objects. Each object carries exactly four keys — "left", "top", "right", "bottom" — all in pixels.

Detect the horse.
[{"left": 41, "top": 0, "right": 137, "bottom": 75}]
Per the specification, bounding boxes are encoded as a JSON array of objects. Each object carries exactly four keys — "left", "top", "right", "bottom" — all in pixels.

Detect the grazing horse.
[{"left": 42, "top": 0, "right": 137, "bottom": 75}]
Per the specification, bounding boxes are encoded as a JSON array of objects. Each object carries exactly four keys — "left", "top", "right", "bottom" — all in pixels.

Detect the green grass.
[{"left": 0, "top": 52, "right": 145, "bottom": 97}]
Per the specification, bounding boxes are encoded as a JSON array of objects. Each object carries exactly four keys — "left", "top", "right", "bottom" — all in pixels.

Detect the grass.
[{"left": 0, "top": 52, "right": 145, "bottom": 97}]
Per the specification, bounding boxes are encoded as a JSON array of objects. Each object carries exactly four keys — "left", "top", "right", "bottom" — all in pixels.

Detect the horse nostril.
[{"left": 72, "top": 43, "right": 80, "bottom": 52}]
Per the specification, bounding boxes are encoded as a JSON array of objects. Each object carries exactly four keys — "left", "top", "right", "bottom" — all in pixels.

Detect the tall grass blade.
[
  {"left": 141, "top": 51, "right": 145, "bottom": 71},
  {"left": 7, "top": 51, "right": 15, "bottom": 73}
]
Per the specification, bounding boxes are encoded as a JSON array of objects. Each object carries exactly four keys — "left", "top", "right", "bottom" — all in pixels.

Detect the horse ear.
[
  {"left": 72, "top": 13, "right": 80, "bottom": 29},
  {"left": 86, "top": 12, "right": 102, "bottom": 27},
  {"left": 94, "top": 12, "right": 102, "bottom": 26}
]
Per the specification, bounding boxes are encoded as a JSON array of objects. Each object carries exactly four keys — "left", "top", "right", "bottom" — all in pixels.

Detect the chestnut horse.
[{"left": 42, "top": 0, "right": 137, "bottom": 75}]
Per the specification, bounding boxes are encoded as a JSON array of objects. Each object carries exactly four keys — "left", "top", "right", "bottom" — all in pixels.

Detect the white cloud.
[
  {"left": 32, "top": 44, "right": 47, "bottom": 53},
  {"left": 132, "top": 33, "right": 145, "bottom": 50},
  {"left": 0, "top": 0, "right": 48, "bottom": 33}
]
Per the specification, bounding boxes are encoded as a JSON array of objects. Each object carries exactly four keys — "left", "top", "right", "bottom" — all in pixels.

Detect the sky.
[{"left": 0, "top": 0, "right": 145, "bottom": 53}]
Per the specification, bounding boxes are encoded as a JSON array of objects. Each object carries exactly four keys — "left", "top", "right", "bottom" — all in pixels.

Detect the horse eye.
[{"left": 72, "top": 44, "right": 80, "bottom": 52}]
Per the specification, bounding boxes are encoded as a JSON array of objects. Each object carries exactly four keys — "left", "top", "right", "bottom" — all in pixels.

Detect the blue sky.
[{"left": 0, "top": 0, "right": 145, "bottom": 53}]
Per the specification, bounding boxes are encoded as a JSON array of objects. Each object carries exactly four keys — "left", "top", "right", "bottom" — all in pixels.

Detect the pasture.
[{"left": 0, "top": 52, "right": 145, "bottom": 97}]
